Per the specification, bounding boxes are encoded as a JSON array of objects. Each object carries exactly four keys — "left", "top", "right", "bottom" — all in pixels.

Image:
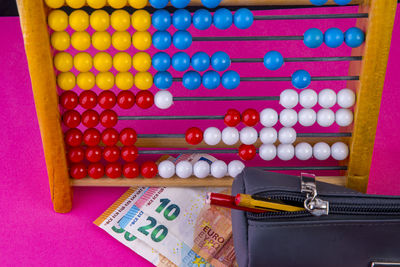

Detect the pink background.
[{"left": 1, "top": 5, "right": 400, "bottom": 266}]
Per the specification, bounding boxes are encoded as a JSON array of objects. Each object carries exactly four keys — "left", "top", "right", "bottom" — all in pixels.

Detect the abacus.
[{"left": 16, "top": 0, "right": 397, "bottom": 213}]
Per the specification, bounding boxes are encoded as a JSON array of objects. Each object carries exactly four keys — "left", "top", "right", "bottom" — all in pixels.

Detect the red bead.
[
  {"left": 224, "top": 109, "right": 241, "bottom": 127},
  {"left": 117, "top": 91, "right": 135, "bottom": 109},
  {"left": 62, "top": 110, "right": 81, "bottom": 128},
  {"left": 121, "top": 146, "right": 139, "bottom": 162},
  {"left": 100, "top": 110, "right": 118, "bottom": 128},
  {"left": 119, "top": 128, "right": 137, "bottom": 146},
  {"left": 81, "top": 109, "right": 100, "bottom": 128},
  {"left": 140, "top": 161, "right": 158, "bottom": 178},
  {"left": 98, "top": 91, "right": 117, "bottom": 109},
  {"left": 83, "top": 128, "right": 101, "bottom": 146},
  {"left": 79, "top": 91, "right": 97, "bottom": 109},
  {"left": 135, "top": 90, "right": 154, "bottom": 109},
  {"left": 85, "top": 146, "right": 102, "bottom": 162},
  {"left": 88, "top": 163, "right": 104, "bottom": 179},
  {"left": 105, "top": 163, "right": 122, "bottom": 178},
  {"left": 101, "top": 128, "right": 119, "bottom": 146},
  {"left": 65, "top": 128, "right": 83, "bottom": 147},
  {"left": 67, "top": 147, "right": 85, "bottom": 163},
  {"left": 70, "top": 163, "right": 87, "bottom": 179},
  {"left": 238, "top": 144, "right": 257, "bottom": 161},
  {"left": 242, "top": 108, "right": 259, "bottom": 127},
  {"left": 103, "top": 146, "right": 120, "bottom": 162},
  {"left": 60, "top": 91, "right": 78, "bottom": 110},
  {"left": 123, "top": 162, "right": 140, "bottom": 178},
  {"left": 185, "top": 127, "right": 203, "bottom": 145}
]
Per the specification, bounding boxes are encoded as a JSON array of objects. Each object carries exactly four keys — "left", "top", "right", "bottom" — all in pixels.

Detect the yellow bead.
[
  {"left": 69, "top": 10, "right": 89, "bottom": 31},
  {"left": 131, "top": 10, "right": 151, "bottom": 31},
  {"left": 128, "top": 0, "right": 147, "bottom": 9},
  {"left": 134, "top": 71, "right": 153, "bottom": 90},
  {"left": 92, "top": 31, "right": 111, "bottom": 51},
  {"left": 54, "top": 52, "right": 73, "bottom": 72},
  {"left": 112, "top": 31, "right": 131, "bottom": 51},
  {"left": 66, "top": 0, "right": 85, "bottom": 8},
  {"left": 48, "top": 10, "right": 68, "bottom": 31},
  {"left": 77, "top": 72, "right": 96, "bottom": 90},
  {"left": 132, "top": 31, "right": 152, "bottom": 51},
  {"left": 87, "top": 0, "right": 106, "bottom": 8},
  {"left": 96, "top": 72, "right": 115, "bottom": 90},
  {"left": 111, "top": 10, "right": 130, "bottom": 31},
  {"left": 57, "top": 72, "right": 76, "bottom": 90},
  {"left": 51, "top": 31, "right": 70, "bottom": 51},
  {"left": 107, "top": 0, "right": 127, "bottom": 8},
  {"left": 74, "top": 52, "right": 93, "bottom": 72},
  {"left": 115, "top": 72, "right": 134, "bottom": 90},
  {"left": 71, "top": 31, "right": 91, "bottom": 51},
  {"left": 93, "top": 52, "right": 113, "bottom": 72},
  {"left": 45, "top": 0, "right": 65, "bottom": 8},
  {"left": 90, "top": 10, "right": 110, "bottom": 31},
  {"left": 132, "top": 52, "right": 151, "bottom": 72},
  {"left": 113, "top": 52, "right": 132, "bottom": 72}
]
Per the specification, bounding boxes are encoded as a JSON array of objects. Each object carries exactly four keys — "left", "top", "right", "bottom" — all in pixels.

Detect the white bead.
[
  {"left": 299, "top": 89, "right": 318, "bottom": 108},
  {"left": 317, "top": 109, "right": 335, "bottom": 127},
  {"left": 259, "top": 127, "right": 277, "bottom": 144},
  {"left": 240, "top": 127, "right": 258, "bottom": 145},
  {"left": 279, "top": 109, "right": 297, "bottom": 127},
  {"left": 158, "top": 160, "right": 175, "bottom": 178},
  {"left": 278, "top": 127, "right": 296, "bottom": 144},
  {"left": 176, "top": 160, "right": 193, "bottom": 178},
  {"left": 154, "top": 91, "right": 173, "bottom": 110},
  {"left": 277, "top": 144, "right": 294, "bottom": 161},
  {"left": 331, "top": 142, "right": 349, "bottom": 160},
  {"left": 337, "top": 88, "right": 356, "bottom": 108},
  {"left": 295, "top": 142, "right": 313, "bottom": 160},
  {"left": 259, "top": 144, "right": 277, "bottom": 161},
  {"left": 193, "top": 160, "right": 210, "bottom": 178},
  {"left": 279, "top": 89, "right": 298, "bottom": 108},
  {"left": 210, "top": 160, "right": 228, "bottom": 178},
  {"left": 318, "top": 89, "right": 337, "bottom": 108},
  {"left": 336, "top": 109, "right": 353, "bottom": 127},
  {"left": 313, "top": 142, "right": 331, "bottom": 160},
  {"left": 221, "top": 127, "right": 239, "bottom": 145},
  {"left": 204, "top": 127, "right": 221, "bottom": 146},
  {"left": 260, "top": 108, "right": 278, "bottom": 127},
  {"left": 228, "top": 160, "right": 245, "bottom": 178},
  {"left": 298, "top": 109, "right": 316, "bottom": 127}
]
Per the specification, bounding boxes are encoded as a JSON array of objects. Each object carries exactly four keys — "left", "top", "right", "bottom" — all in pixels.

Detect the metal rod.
[
  {"left": 192, "top": 36, "right": 304, "bottom": 42},
  {"left": 172, "top": 76, "right": 359, "bottom": 82},
  {"left": 257, "top": 166, "right": 347, "bottom": 171},
  {"left": 137, "top": 133, "right": 352, "bottom": 138},
  {"left": 231, "top": 56, "right": 363, "bottom": 63},
  {"left": 254, "top": 13, "right": 368, "bottom": 20},
  {"left": 119, "top": 115, "right": 224, "bottom": 120}
]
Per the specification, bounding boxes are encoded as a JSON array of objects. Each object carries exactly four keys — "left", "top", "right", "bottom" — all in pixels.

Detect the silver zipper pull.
[{"left": 301, "top": 173, "right": 329, "bottom": 216}]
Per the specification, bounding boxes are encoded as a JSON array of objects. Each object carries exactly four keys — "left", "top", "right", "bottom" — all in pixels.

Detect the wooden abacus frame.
[{"left": 16, "top": 0, "right": 397, "bottom": 213}]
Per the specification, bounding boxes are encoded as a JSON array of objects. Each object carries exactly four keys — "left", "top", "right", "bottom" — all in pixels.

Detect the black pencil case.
[{"left": 231, "top": 168, "right": 400, "bottom": 267}]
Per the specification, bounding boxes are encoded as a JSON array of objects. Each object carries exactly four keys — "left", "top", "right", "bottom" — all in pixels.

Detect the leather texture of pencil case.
[{"left": 231, "top": 168, "right": 400, "bottom": 267}]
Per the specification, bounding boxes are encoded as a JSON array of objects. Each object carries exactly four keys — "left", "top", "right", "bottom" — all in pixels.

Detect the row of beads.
[
  {"left": 68, "top": 145, "right": 138, "bottom": 163},
  {"left": 63, "top": 110, "right": 118, "bottom": 128},
  {"left": 45, "top": 0, "right": 148, "bottom": 9},
  {"left": 150, "top": 0, "right": 221, "bottom": 9},
  {"left": 310, "top": 0, "right": 351, "bottom": 6},
  {"left": 65, "top": 127, "right": 137, "bottom": 147},
  {"left": 303, "top": 27, "right": 364, "bottom": 49},
  {"left": 60, "top": 91, "right": 135, "bottom": 109}
]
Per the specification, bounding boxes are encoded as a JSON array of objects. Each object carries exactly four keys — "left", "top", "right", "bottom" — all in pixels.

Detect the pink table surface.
[{"left": 1, "top": 6, "right": 400, "bottom": 266}]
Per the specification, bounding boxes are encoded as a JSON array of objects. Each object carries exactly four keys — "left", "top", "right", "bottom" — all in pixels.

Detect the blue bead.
[
  {"left": 191, "top": 52, "right": 210, "bottom": 72},
  {"left": 345, "top": 27, "right": 365, "bottom": 48},
  {"left": 213, "top": 8, "right": 233, "bottom": 30},
  {"left": 154, "top": 71, "right": 173, "bottom": 89},
  {"left": 202, "top": 70, "right": 221, "bottom": 89},
  {"left": 303, "top": 28, "right": 324, "bottom": 48},
  {"left": 234, "top": 8, "right": 253, "bottom": 29},
  {"left": 183, "top": 71, "right": 202, "bottom": 90},
  {"left": 152, "top": 52, "right": 171, "bottom": 71},
  {"left": 201, "top": 0, "right": 221, "bottom": 8},
  {"left": 193, "top": 9, "right": 212, "bottom": 30},
  {"left": 152, "top": 10, "right": 171, "bottom": 31},
  {"left": 172, "top": 9, "right": 191, "bottom": 30},
  {"left": 221, "top": 70, "right": 240, "bottom": 89},
  {"left": 291, "top": 70, "right": 311, "bottom": 89},
  {"left": 173, "top": 30, "right": 192, "bottom": 50},
  {"left": 149, "top": 0, "right": 168, "bottom": 9},
  {"left": 172, "top": 52, "right": 191, "bottom": 71},
  {"left": 334, "top": 0, "right": 351, "bottom": 5},
  {"left": 309, "top": 0, "right": 328, "bottom": 6},
  {"left": 152, "top": 31, "right": 172, "bottom": 50},
  {"left": 324, "top": 28, "right": 344, "bottom": 48},
  {"left": 171, "top": 0, "right": 190, "bottom": 8},
  {"left": 211, "top": 51, "right": 231, "bottom": 71},
  {"left": 263, "top": 51, "right": 284, "bottom": 71}
]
